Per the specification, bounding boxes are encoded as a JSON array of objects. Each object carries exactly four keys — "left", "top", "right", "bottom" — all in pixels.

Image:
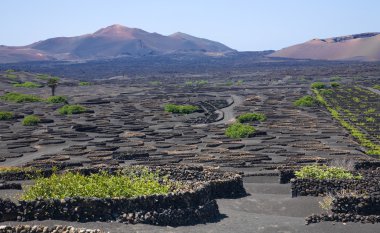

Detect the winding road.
[{"left": 212, "top": 94, "right": 244, "bottom": 124}]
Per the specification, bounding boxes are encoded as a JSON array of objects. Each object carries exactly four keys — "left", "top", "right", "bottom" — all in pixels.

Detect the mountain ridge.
[{"left": 0, "top": 24, "right": 236, "bottom": 63}]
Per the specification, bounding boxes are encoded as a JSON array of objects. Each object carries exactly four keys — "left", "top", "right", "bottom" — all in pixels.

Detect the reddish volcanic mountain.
[
  {"left": 0, "top": 24, "right": 235, "bottom": 63},
  {"left": 269, "top": 33, "right": 380, "bottom": 61}
]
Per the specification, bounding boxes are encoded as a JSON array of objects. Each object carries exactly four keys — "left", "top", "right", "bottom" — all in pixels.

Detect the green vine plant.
[{"left": 314, "top": 89, "right": 380, "bottom": 156}]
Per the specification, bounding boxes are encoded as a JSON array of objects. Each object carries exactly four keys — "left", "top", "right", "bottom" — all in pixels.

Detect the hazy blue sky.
[{"left": 1, "top": 0, "right": 379, "bottom": 51}]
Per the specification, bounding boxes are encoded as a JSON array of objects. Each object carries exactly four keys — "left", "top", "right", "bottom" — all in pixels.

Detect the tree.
[{"left": 47, "top": 77, "right": 59, "bottom": 96}]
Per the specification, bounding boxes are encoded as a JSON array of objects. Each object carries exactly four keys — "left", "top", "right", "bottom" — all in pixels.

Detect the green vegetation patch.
[
  {"left": 185, "top": 80, "right": 209, "bottom": 86},
  {"left": 79, "top": 81, "right": 91, "bottom": 86},
  {"left": 13, "top": 82, "right": 42, "bottom": 88},
  {"left": 0, "top": 166, "right": 33, "bottom": 173},
  {"left": 22, "top": 115, "right": 41, "bottom": 126},
  {"left": 295, "top": 165, "right": 362, "bottom": 180},
  {"left": 6, "top": 73, "right": 17, "bottom": 79},
  {"left": 21, "top": 168, "right": 179, "bottom": 200},
  {"left": 237, "top": 113, "right": 266, "bottom": 123},
  {"left": 225, "top": 81, "right": 234, "bottom": 86},
  {"left": 330, "top": 82, "right": 340, "bottom": 88},
  {"left": 236, "top": 80, "right": 244, "bottom": 85},
  {"left": 311, "top": 82, "right": 326, "bottom": 89},
  {"left": 294, "top": 95, "right": 318, "bottom": 107},
  {"left": 366, "top": 117, "right": 375, "bottom": 123},
  {"left": 330, "top": 76, "right": 342, "bottom": 82},
  {"left": 36, "top": 74, "right": 51, "bottom": 80},
  {"left": 373, "top": 84, "right": 380, "bottom": 90},
  {"left": 164, "top": 103, "right": 199, "bottom": 114},
  {"left": 195, "top": 80, "right": 208, "bottom": 85},
  {"left": 0, "top": 111, "right": 14, "bottom": 120},
  {"left": 0, "top": 92, "right": 43, "bottom": 103},
  {"left": 225, "top": 122, "right": 256, "bottom": 139},
  {"left": 58, "top": 104, "right": 87, "bottom": 115},
  {"left": 320, "top": 89, "right": 333, "bottom": 96},
  {"left": 149, "top": 81, "right": 162, "bottom": 86},
  {"left": 46, "top": 96, "right": 67, "bottom": 104},
  {"left": 364, "top": 108, "right": 376, "bottom": 114},
  {"left": 5, "top": 70, "right": 17, "bottom": 79}
]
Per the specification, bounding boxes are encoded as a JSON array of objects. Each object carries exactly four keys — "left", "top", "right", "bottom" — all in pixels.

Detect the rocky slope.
[{"left": 269, "top": 33, "right": 380, "bottom": 61}]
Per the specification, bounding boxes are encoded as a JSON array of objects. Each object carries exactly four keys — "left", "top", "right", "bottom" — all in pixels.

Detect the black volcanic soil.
[{"left": 0, "top": 68, "right": 379, "bottom": 232}]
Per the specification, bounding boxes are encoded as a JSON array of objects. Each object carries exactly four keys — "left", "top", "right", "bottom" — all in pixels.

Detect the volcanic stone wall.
[
  {"left": 0, "top": 184, "right": 219, "bottom": 225},
  {"left": 0, "top": 225, "right": 104, "bottom": 233},
  {"left": 0, "top": 166, "right": 246, "bottom": 226},
  {"left": 354, "top": 161, "right": 380, "bottom": 170},
  {"left": 0, "top": 182, "right": 21, "bottom": 190},
  {"left": 0, "top": 199, "right": 17, "bottom": 221},
  {"left": 306, "top": 195, "right": 380, "bottom": 224},
  {"left": 306, "top": 213, "right": 380, "bottom": 224},
  {"left": 291, "top": 178, "right": 380, "bottom": 197},
  {"left": 278, "top": 170, "right": 295, "bottom": 184},
  {"left": 152, "top": 166, "right": 247, "bottom": 198},
  {"left": 0, "top": 170, "right": 53, "bottom": 181},
  {"left": 332, "top": 195, "right": 380, "bottom": 215}
]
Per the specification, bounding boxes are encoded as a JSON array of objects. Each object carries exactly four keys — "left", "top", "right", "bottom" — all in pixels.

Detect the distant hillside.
[
  {"left": 269, "top": 33, "right": 380, "bottom": 61},
  {"left": 0, "top": 24, "right": 236, "bottom": 63}
]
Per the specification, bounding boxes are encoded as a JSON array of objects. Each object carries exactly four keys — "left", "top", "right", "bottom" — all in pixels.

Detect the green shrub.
[
  {"left": 5, "top": 70, "right": 16, "bottom": 78},
  {"left": 373, "top": 84, "right": 380, "bottom": 90},
  {"left": 0, "top": 92, "right": 42, "bottom": 103},
  {"left": 0, "top": 111, "right": 14, "bottom": 120},
  {"left": 79, "top": 81, "right": 91, "bottom": 86},
  {"left": 58, "top": 105, "right": 87, "bottom": 115},
  {"left": 237, "top": 113, "right": 266, "bottom": 123},
  {"left": 366, "top": 149, "right": 380, "bottom": 156},
  {"left": 36, "top": 74, "right": 51, "bottom": 80},
  {"left": 330, "top": 76, "right": 342, "bottom": 82},
  {"left": 295, "top": 165, "right": 362, "bottom": 180},
  {"left": 164, "top": 104, "right": 199, "bottom": 114},
  {"left": 13, "top": 82, "right": 42, "bottom": 88},
  {"left": 21, "top": 168, "right": 179, "bottom": 200},
  {"left": 22, "top": 115, "right": 41, "bottom": 126},
  {"left": 320, "top": 89, "right": 333, "bottom": 95},
  {"left": 6, "top": 73, "right": 17, "bottom": 79},
  {"left": 195, "top": 80, "right": 208, "bottom": 86},
  {"left": 294, "top": 95, "right": 318, "bottom": 107},
  {"left": 46, "top": 96, "right": 67, "bottom": 104},
  {"left": 225, "top": 81, "right": 234, "bottom": 86},
  {"left": 0, "top": 166, "right": 29, "bottom": 173},
  {"left": 311, "top": 82, "right": 326, "bottom": 89},
  {"left": 236, "top": 80, "right": 244, "bottom": 85},
  {"left": 330, "top": 82, "right": 340, "bottom": 88},
  {"left": 184, "top": 80, "right": 208, "bottom": 87},
  {"left": 364, "top": 108, "right": 376, "bottom": 114},
  {"left": 149, "top": 81, "right": 162, "bottom": 86},
  {"left": 225, "top": 122, "right": 256, "bottom": 139}
]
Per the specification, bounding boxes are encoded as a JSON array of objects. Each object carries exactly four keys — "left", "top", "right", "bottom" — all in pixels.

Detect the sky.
[{"left": 1, "top": 0, "right": 379, "bottom": 51}]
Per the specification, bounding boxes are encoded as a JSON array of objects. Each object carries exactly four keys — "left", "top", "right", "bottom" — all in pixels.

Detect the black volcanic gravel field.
[{"left": 0, "top": 71, "right": 379, "bottom": 232}]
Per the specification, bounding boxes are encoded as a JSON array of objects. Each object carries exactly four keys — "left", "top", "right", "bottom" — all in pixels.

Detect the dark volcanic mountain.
[
  {"left": 0, "top": 24, "right": 236, "bottom": 63},
  {"left": 269, "top": 33, "right": 380, "bottom": 61}
]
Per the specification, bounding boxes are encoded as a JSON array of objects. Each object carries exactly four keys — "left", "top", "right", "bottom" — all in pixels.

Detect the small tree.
[{"left": 47, "top": 77, "right": 59, "bottom": 96}]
